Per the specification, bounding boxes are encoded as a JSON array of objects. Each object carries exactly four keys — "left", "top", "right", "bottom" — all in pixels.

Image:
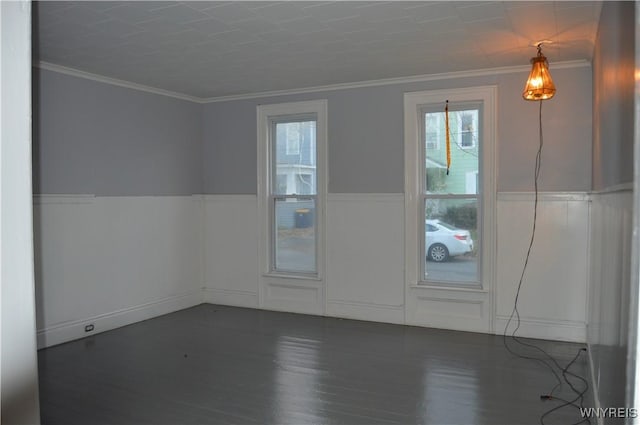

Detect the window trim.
[
  {"left": 404, "top": 86, "right": 496, "bottom": 292},
  {"left": 257, "top": 100, "right": 327, "bottom": 281}
]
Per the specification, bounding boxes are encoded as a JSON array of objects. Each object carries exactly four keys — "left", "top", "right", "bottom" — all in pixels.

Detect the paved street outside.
[
  {"left": 276, "top": 228, "right": 315, "bottom": 272},
  {"left": 426, "top": 255, "right": 478, "bottom": 283}
]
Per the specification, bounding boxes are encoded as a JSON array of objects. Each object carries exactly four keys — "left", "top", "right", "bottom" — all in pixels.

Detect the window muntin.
[{"left": 421, "top": 104, "right": 481, "bottom": 285}]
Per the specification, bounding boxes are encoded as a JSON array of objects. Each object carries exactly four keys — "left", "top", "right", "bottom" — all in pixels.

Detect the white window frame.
[
  {"left": 404, "top": 86, "right": 496, "bottom": 291},
  {"left": 257, "top": 100, "right": 327, "bottom": 280}
]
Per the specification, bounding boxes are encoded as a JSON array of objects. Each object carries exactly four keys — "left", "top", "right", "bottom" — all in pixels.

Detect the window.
[
  {"left": 276, "top": 174, "right": 287, "bottom": 194},
  {"left": 296, "top": 173, "right": 313, "bottom": 195},
  {"left": 459, "top": 111, "right": 476, "bottom": 148},
  {"left": 273, "top": 120, "right": 316, "bottom": 273},
  {"left": 258, "top": 100, "right": 327, "bottom": 278},
  {"left": 422, "top": 104, "right": 480, "bottom": 284},
  {"left": 405, "top": 86, "right": 496, "bottom": 289},
  {"left": 425, "top": 113, "right": 440, "bottom": 150},
  {"left": 465, "top": 171, "right": 478, "bottom": 194},
  {"left": 285, "top": 122, "right": 301, "bottom": 155}
]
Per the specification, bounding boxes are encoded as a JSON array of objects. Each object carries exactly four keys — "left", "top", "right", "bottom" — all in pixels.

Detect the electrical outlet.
[{"left": 84, "top": 324, "right": 94, "bottom": 333}]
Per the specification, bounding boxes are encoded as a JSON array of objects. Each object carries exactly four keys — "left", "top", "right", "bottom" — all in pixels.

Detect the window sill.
[
  {"left": 263, "top": 273, "right": 322, "bottom": 282},
  {"left": 410, "top": 283, "right": 487, "bottom": 293}
]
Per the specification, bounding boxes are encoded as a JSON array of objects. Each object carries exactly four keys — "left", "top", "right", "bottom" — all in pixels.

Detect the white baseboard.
[
  {"left": 203, "top": 287, "right": 259, "bottom": 308},
  {"left": 36, "top": 290, "right": 203, "bottom": 349},
  {"left": 495, "top": 316, "right": 586, "bottom": 343},
  {"left": 327, "top": 300, "right": 405, "bottom": 325}
]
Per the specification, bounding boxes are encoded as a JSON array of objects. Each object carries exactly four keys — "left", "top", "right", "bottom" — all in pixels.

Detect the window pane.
[
  {"left": 274, "top": 121, "right": 316, "bottom": 195},
  {"left": 425, "top": 113, "right": 440, "bottom": 150},
  {"left": 295, "top": 173, "right": 313, "bottom": 195},
  {"left": 275, "top": 198, "right": 316, "bottom": 273},
  {"left": 276, "top": 174, "right": 287, "bottom": 194},
  {"left": 424, "top": 109, "right": 479, "bottom": 195},
  {"left": 460, "top": 112, "right": 475, "bottom": 148},
  {"left": 424, "top": 198, "right": 478, "bottom": 284}
]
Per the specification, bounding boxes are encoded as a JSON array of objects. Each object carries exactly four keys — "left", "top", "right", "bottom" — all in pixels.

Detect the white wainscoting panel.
[
  {"left": 35, "top": 192, "right": 592, "bottom": 347},
  {"left": 588, "top": 189, "right": 633, "bottom": 347},
  {"left": 36, "top": 290, "right": 202, "bottom": 349},
  {"left": 199, "top": 192, "right": 589, "bottom": 342},
  {"left": 496, "top": 192, "right": 589, "bottom": 342},
  {"left": 203, "top": 195, "right": 259, "bottom": 308},
  {"left": 263, "top": 278, "right": 324, "bottom": 315},
  {"left": 326, "top": 194, "right": 405, "bottom": 324},
  {"left": 587, "top": 187, "right": 633, "bottom": 413},
  {"left": 407, "top": 287, "right": 490, "bottom": 333},
  {"left": 33, "top": 195, "right": 203, "bottom": 348}
]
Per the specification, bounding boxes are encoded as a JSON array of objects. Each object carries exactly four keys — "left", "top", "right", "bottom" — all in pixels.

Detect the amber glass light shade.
[{"left": 522, "top": 52, "right": 556, "bottom": 100}]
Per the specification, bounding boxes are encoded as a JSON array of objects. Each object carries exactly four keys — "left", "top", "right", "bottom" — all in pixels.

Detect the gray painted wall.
[
  {"left": 34, "top": 63, "right": 591, "bottom": 196},
  {"left": 33, "top": 68, "right": 203, "bottom": 196},
  {"left": 592, "top": 1, "right": 635, "bottom": 191},
  {"left": 203, "top": 66, "right": 592, "bottom": 194},
  {"left": 588, "top": 0, "right": 636, "bottom": 413}
]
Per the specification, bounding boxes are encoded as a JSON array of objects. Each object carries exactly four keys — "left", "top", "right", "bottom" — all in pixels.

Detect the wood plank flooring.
[{"left": 38, "top": 304, "right": 591, "bottom": 425}]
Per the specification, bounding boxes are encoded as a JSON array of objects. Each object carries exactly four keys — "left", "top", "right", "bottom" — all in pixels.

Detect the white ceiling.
[{"left": 34, "top": 1, "right": 602, "bottom": 99}]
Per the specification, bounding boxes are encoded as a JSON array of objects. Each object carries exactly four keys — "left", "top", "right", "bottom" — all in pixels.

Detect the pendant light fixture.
[{"left": 522, "top": 43, "right": 556, "bottom": 101}]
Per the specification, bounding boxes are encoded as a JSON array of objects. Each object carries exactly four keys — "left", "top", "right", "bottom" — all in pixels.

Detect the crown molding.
[
  {"left": 202, "top": 59, "right": 590, "bottom": 103},
  {"left": 35, "top": 59, "right": 590, "bottom": 105},
  {"left": 35, "top": 61, "right": 204, "bottom": 103}
]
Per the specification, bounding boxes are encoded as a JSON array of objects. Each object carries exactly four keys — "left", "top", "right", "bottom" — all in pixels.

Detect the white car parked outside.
[{"left": 425, "top": 219, "right": 474, "bottom": 262}]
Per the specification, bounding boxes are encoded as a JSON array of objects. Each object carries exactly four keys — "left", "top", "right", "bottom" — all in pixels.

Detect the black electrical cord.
[
  {"left": 540, "top": 349, "right": 591, "bottom": 425},
  {"left": 502, "top": 100, "right": 591, "bottom": 425}
]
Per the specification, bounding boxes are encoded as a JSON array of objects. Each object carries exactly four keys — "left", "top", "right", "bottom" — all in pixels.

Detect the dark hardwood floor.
[{"left": 38, "top": 304, "right": 591, "bottom": 425}]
